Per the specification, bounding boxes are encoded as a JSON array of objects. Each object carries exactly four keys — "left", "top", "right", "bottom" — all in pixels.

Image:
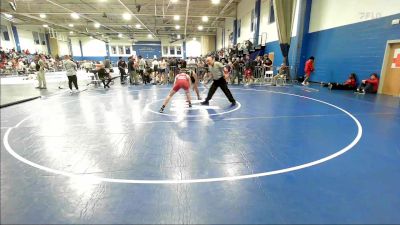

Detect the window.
[
  {"left": 237, "top": 19, "right": 241, "bottom": 38},
  {"left": 169, "top": 46, "right": 175, "bottom": 55},
  {"left": 39, "top": 33, "right": 46, "bottom": 45},
  {"left": 125, "top": 46, "right": 131, "bottom": 55},
  {"left": 251, "top": 9, "right": 255, "bottom": 32},
  {"left": 269, "top": 0, "right": 275, "bottom": 23},
  {"left": 176, "top": 46, "right": 182, "bottom": 55},
  {"left": 118, "top": 46, "right": 124, "bottom": 55},
  {"left": 163, "top": 46, "right": 168, "bottom": 55},
  {"left": 33, "top": 32, "right": 40, "bottom": 45},
  {"left": 1, "top": 25, "right": 10, "bottom": 41},
  {"left": 111, "top": 46, "right": 117, "bottom": 54}
]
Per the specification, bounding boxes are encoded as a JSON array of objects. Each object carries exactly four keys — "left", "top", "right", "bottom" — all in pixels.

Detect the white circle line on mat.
[
  {"left": 3, "top": 88, "right": 362, "bottom": 184},
  {"left": 146, "top": 97, "right": 242, "bottom": 118}
]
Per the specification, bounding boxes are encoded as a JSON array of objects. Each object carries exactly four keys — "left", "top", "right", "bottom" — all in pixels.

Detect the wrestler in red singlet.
[
  {"left": 173, "top": 73, "right": 190, "bottom": 92},
  {"left": 159, "top": 70, "right": 192, "bottom": 113}
]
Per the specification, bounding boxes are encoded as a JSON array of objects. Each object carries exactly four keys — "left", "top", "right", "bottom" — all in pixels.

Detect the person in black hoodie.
[
  {"left": 118, "top": 56, "right": 127, "bottom": 84},
  {"left": 98, "top": 64, "right": 112, "bottom": 88}
]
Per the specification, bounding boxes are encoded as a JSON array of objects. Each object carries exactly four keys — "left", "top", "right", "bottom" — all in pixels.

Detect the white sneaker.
[{"left": 301, "top": 82, "right": 306, "bottom": 86}]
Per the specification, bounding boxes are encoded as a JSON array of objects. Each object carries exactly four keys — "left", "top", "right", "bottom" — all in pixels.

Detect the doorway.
[{"left": 379, "top": 40, "right": 400, "bottom": 97}]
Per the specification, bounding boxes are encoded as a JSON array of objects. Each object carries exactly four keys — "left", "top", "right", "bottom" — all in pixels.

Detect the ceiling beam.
[
  {"left": 184, "top": 0, "right": 190, "bottom": 38},
  {"left": 208, "top": 0, "right": 235, "bottom": 32},
  {"left": 15, "top": 13, "right": 106, "bottom": 41},
  {"left": 4, "top": 12, "right": 235, "bottom": 19},
  {"left": 116, "top": 0, "right": 158, "bottom": 39},
  {"left": 15, "top": 24, "right": 220, "bottom": 28},
  {"left": 44, "top": 0, "right": 120, "bottom": 35}
]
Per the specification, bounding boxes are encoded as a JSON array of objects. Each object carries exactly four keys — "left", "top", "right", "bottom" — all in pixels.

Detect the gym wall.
[{"left": 301, "top": 0, "right": 400, "bottom": 83}]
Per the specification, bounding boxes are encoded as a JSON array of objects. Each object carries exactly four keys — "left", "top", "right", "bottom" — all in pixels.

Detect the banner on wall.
[
  {"left": 229, "top": 32, "right": 233, "bottom": 47},
  {"left": 132, "top": 42, "right": 161, "bottom": 59},
  {"left": 392, "top": 48, "right": 400, "bottom": 69}
]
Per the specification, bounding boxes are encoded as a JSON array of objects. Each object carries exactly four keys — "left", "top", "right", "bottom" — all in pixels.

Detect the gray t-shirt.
[
  {"left": 208, "top": 61, "right": 224, "bottom": 80},
  {"left": 63, "top": 59, "right": 77, "bottom": 76},
  {"left": 139, "top": 59, "right": 146, "bottom": 70}
]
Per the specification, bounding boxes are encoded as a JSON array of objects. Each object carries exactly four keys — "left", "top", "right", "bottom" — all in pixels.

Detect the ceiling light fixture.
[
  {"left": 202, "top": 16, "right": 208, "bottom": 22},
  {"left": 211, "top": 0, "right": 220, "bottom": 4},
  {"left": 175, "top": 25, "right": 180, "bottom": 30},
  {"left": 192, "top": 37, "right": 197, "bottom": 41},
  {"left": 174, "top": 15, "right": 180, "bottom": 21},
  {"left": 43, "top": 24, "right": 48, "bottom": 28},
  {"left": 3, "top": 13, "right": 13, "bottom": 18},
  {"left": 135, "top": 24, "right": 141, "bottom": 29},
  {"left": 118, "top": 33, "right": 123, "bottom": 38},
  {"left": 39, "top": 14, "right": 46, "bottom": 18},
  {"left": 94, "top": 23, "right": 101, "bottom": 28},
  {"left": 122, "top": 13, "right": 131, "bottom": 20},
  {"left": 69, "top": 31, "right": 74, "bottom": 35},
  {"left": 171, "top": 0, "right": 178, "bottom": 3},
  {"left": 71, "top": 12, "right": 79, "bottom": 19},
  {"left": 177, "top": 34, "right": 181, "bottom": 39},
  {"left": 198, "top": 25, "right": 204, "bottom": 31},
  {"left": 147, "top": 34, "right": 153, "bottom": 39}
]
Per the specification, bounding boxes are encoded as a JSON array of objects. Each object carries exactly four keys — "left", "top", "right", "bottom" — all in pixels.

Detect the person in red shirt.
[
  {"left": 159, "top": 69, "right": 192, "bottom": 113},
  {"left": 327, "top": 73, "right": 357, "bottom": 90},
  {"left": 302, "top": 56, "right": 315, "bottom": 86},
  {"left": 356, "top": 73, "right": 379, "bottom": 94}
]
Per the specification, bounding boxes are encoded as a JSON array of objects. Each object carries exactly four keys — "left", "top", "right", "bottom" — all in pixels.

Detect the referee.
[{"left": 201, "top": 56, "right": 236, "bottom": 106}]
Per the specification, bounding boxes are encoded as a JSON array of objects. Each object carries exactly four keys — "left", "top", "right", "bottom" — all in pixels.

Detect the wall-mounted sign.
[
  {"left": 132, "top": 41, "right": 161, "bottom": 59},
  {"left": 392, "top": 48, "right": 400, "bottom": 69}
]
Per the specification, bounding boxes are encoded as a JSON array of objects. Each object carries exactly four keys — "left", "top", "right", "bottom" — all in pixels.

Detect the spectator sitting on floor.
[
  {"left": 355, "top": 73, "right": 379, "bottom": 94},
  {"left": 326, "top": 73, "right": 358, "bottom": 90}
]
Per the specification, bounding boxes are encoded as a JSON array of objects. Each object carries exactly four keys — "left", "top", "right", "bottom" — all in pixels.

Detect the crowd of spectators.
[
  {"left": 0, "top": 46, "right": 380, "bottom": 95},
  {"left": 0, "top": 47, "right": 65, "bottom": 75}
]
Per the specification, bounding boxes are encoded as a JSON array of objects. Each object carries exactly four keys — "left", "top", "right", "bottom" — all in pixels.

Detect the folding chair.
[{"left": 264, "top": 70, "right": 274, "bottom": 84}]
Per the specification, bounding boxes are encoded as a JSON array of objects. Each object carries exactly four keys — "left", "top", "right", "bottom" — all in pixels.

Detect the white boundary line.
[{"left": 3, "top": 88, "right": 363, "bottom": 184}]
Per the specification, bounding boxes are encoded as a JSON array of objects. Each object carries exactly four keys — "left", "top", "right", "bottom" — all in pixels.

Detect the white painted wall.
[
  {"left": 17, "top": 27, "right": 48, "bottom": 54},
  {"left": 224, "top": 18, "right": 234, "bottom": 48},
  {"left": 221, "top": 0, "right": 301, "bottom": 46},
  {"left": 80, "top": 37, "right": 107, "bottom": 57},
  {"left": 58, "top": 40, "right": 70, "bottom": 56},
  {"left": 237, "top": 0, "right": 256, "bottom": 43},
  {"left": 108, "top": 40, "right": 134, "bottom": 56},
  {"left": 161, "top": 37, "right": 184, "bottom": 58},
  {"left": 216, "top": 18, "right": 235, "bottom": 50},
  {"left": 186, "top": 39, "right": 201, "bottom": 57},
  {"left": 69, "top": 37, "right": 107, "bottom": 57},
  {"left": 0, "top": 20, "right": 16, "bottom": 50},
  {"left": 309, "top": 0, "right": 400, "bottom": 33},
  {"left": 70, "top": 37, "right": 82, "bottom": 57},
  {"left": 259, "top": 0, "right": 278, "bottom": 43},
  {"left": 259, "top": 0, "right": 301, "bottom": 43},
  {"left": 216, "top": 27, "right": 223, "bottom": 50}
]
